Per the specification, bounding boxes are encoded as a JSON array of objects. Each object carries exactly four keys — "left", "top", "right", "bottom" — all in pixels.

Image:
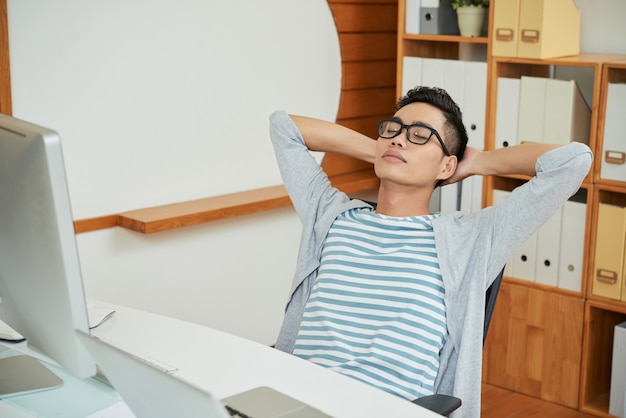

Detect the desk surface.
[
  {"left": 0, "top": 302, "right": 441, "bottom": 417},
  {"left": 89, "top": 301, "right": 441, "bottom": 418}
]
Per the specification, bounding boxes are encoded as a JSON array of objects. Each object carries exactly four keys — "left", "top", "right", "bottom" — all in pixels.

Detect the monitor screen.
[{"left": 0, "top": 113, "right": 96, "bottom": 393}]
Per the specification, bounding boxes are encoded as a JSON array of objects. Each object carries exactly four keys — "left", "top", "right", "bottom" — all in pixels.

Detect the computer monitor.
[{"left": 0, "top": 113, "right": 96, "bottom": 395}]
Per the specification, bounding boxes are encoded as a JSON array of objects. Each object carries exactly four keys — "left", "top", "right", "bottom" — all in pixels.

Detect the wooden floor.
[{"left": 481, "top": 383, "right": 597, "bottom": 417}]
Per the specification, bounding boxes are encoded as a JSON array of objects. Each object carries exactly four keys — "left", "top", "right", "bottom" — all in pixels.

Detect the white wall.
[
  {"left": 575, "top": 0, "right": 626, "bottom": 54},
  {"left": 8, "top": 0, "right": 340, "bottom": 219},
  {"left": 7, "top": 0, "right": 340, "bottom": 345},
  {"left": 77, "top": 207, "right": 301, "bottom": 345}
]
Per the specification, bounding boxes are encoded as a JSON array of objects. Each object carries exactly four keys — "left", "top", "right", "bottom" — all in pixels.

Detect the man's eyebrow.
[
  {"left": 409, "top": 120, "right": 435, "bottom": 129},
  {"left": 391, "top": 116, "right": 436, "bottom": 129}
]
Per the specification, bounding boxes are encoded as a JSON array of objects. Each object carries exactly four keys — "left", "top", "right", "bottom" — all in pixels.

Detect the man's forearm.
[
  {"left": 473, "top": 142, "right": 560, "bottom": 177},
  {"left": 289, "top": 114, "right": 376, "bottom": 164}
]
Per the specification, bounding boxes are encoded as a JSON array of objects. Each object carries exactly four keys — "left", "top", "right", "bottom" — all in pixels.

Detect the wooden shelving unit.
[
  {"left": 395, "top": 1, "right": 626, "bottom": 415},
  {"left": 579, "top": 61, "right": 626, "bottom": 417}
]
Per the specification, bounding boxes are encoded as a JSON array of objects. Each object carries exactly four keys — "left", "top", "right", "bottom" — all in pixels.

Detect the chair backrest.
[
  {"left": 483, "top": 267, "right": 505, "bottom": 344},
  {"left": 410, "top": 266, "right": 506, "bottom": 416}
]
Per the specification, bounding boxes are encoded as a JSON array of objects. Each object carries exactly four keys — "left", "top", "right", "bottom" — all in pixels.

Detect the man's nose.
[{"left": 391, "top": 130, "right": 407, "bottom": 147}]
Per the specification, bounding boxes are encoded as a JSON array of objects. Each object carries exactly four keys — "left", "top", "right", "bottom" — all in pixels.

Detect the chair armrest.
[{"left": 411, "top": 394, "right": 462, "bottom": 416}]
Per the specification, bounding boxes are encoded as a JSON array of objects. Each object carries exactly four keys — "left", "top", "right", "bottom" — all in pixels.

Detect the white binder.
[
  {"left": 401, "top": 56, "right": 423, "bottom": 95},
  {"left": 421, "top": 57, "right": 445, "bottom": 88},
  {"left": 460, "top": 61, "right": 487, "bottom": 214},
  {"left": 543, "top": 78, "right": 591, "bottom": 145},
  {"left": 471, "top": 174, "right": 483, "bottom": 213},
  {"left": 463, "top": 61, "right": 487, "bottom": 149},
  {"left": 440, "top": 183, "right": 459, "bottom": 213},
  {"left": 518, "top": 76, "right": 547, "bottom": 144},
  {"left": 600, "top": 83, "right": 626, "bottom": 182},
  {"left": 493, "top": 183, "right": 541, "bottom": 283},
  {"left": 459, "top": 177, "right": 472, "bottom": 214},
  {"left": 535, "top": 209, "right": 562, "bottom": 286},
  {"left": 405, "top": 0, "right": 422, "bottom": 34},
  {"left": 440, "top": 59, "right": 466, "bottom": 214},
  {"left": 461, "top": 61, "right": 487, "bottom": 213},
  {"left": 495, "top": 77, "right": 521, "bottom": 148},
  {"left": 511, "top": 231, "right": 538, "bottom": 282},
  {"left": 558, "top": 199, "right": 587, "bottom": 292},
  {"left": 459, "top": 176, "right": 483, "bottom": 214},
  {"left": 443, "top": 59, "right": 466, "bottom": 109}
]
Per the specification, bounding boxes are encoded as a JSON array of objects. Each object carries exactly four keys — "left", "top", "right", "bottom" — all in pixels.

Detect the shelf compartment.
[
  {"left": 483, "top": 281, "right": 584, "bottom": 408},
  {"left": 580, "top": 300, "right": 626, "bottom": 417},
  {"left": 484, "top": 55, "right": 624, "bottom": 187},
  {"left": 594, "top": 62, "right": 626, "bottom": 188},
  {"left": 587, "top": 186, "right": 626, "bottom": 305}
]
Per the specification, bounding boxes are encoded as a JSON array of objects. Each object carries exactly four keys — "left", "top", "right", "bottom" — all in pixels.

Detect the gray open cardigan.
[{"left": 269, "top": 110, "right": 592, "bottom": 417}]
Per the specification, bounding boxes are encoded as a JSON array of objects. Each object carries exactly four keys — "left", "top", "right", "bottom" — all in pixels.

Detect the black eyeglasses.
[{"left": 378, "top": 119, "right": 451, "bottom": 156}]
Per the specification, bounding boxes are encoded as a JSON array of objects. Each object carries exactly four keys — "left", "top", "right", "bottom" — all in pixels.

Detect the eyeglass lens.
[{"left": 379, "top": 120, "right": 433, "bottom": 144}]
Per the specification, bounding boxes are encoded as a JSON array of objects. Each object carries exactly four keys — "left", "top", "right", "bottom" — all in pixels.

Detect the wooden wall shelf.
[
  {"left": 118, "top": 185, "right": 292, "bottom": 234},
  {"left": 403, "top": 33, "right": 488, "bottom": 44},
  {"left": 73, "top": 168, "right": 379, "bottom": 234}
]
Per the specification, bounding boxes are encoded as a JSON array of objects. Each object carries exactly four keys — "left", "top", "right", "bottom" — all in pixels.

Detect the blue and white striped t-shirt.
[{"left": 293, "top": 208, "right": 447, "bottom": 400}]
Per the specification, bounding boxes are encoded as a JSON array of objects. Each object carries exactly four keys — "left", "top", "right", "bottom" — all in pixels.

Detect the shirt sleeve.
[
  {"left": 488, "top": 141, "right": 593, "bottom": 273},
  {"left": 269, "top": 110, "right": 350, "bottom": 222}
]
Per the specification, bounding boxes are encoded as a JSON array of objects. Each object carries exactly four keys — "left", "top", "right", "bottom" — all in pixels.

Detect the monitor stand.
[{"left": 0, "top": 355, "right": 63, "bottom": 396}]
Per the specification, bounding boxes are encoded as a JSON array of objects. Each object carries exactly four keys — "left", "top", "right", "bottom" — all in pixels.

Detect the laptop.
[{"left": 75, "top": 330, "right": 332, "bottom": 418}]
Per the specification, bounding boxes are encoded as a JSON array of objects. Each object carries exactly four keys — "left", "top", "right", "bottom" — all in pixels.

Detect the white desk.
[
  {"left": 89, "top": 301, "right": 441, "bottom": 418},
  {"left": 1, "top": 302, "right": 441, "bottom": 417}
]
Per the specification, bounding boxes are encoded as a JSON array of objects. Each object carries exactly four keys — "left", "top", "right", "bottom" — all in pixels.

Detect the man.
[{"left": 269, "top": 86, "right": 592, "bottom": 417}]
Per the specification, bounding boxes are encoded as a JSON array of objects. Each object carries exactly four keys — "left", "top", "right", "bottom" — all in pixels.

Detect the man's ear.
[{"left": 437, "top": 155, "right": 458, "bottom": 181}]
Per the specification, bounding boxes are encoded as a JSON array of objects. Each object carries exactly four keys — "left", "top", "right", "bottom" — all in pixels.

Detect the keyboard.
[{"left": 91, "top": 334, "right": 178, "bottom": 374}]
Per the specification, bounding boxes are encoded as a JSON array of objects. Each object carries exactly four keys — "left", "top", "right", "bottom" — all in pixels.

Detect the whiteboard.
[{"left": 7, "top": 0, "right": 341, "bottom": 218}]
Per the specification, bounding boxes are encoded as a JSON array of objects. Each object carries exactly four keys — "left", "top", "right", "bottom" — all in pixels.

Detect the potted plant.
[{"left": 445, "top": 0, "right": 489, "bottom": 37}]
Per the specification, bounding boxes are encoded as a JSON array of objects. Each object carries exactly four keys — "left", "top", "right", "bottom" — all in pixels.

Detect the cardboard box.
[
  {"left": 492, "top": 0, "right": 521, "bottom": 57},
  {"left": 593, "top": 204, "right": 626, "bottom": 301},
  {"left": 492, "top": 0, "right": 580, "bottom": 59}
]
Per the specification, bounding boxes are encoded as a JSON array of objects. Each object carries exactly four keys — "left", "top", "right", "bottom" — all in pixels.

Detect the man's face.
[{"left": 374, "top": 102, "right": 455, "bottom": 189}]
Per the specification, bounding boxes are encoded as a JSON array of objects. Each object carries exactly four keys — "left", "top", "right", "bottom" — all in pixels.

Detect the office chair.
[{"left": 410, "top": 266, "right": 506, "bottom": 416}]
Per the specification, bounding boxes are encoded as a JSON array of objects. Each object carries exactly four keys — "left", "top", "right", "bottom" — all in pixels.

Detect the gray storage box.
[{"left": 420, "top": 0, "right": 459, "bottom": 35}]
